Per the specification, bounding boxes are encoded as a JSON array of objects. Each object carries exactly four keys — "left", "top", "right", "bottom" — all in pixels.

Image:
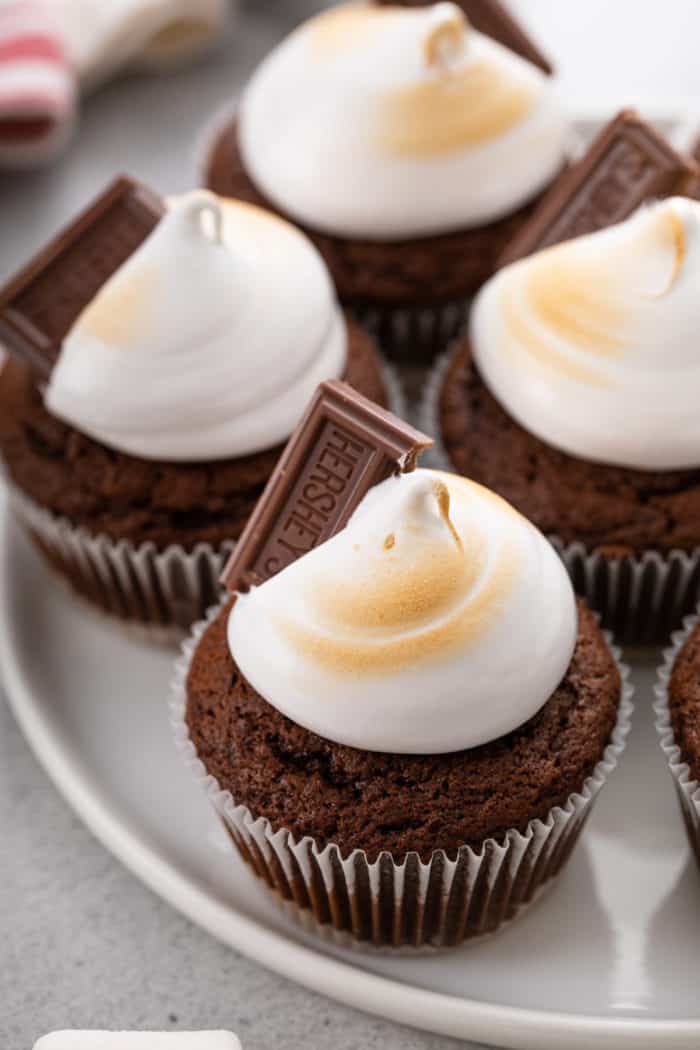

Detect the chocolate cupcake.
[
  {"left": 173, "top": 467, "right": 632, "bottom": 949},
  {"left": 655, "top": 613, "right": 700, "bottom": 867},
  {"left": 203, "top": 2, "right": 568, "bottom": 360},
  {"left": 427, "top": 196, "right": 700, "bottom": 642},
  {"left": 0, "top": 186, "right": 391, "bottom": 638}
]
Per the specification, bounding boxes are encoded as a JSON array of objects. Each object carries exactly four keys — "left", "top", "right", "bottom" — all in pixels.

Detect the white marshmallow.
[{"left": 46, "top": 192, "right": 346, "bottom": 462}]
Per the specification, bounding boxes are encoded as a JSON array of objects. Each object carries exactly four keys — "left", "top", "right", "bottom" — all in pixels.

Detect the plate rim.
[{"left": 2, "top": 496, "right": 700, "bottom": 1050}]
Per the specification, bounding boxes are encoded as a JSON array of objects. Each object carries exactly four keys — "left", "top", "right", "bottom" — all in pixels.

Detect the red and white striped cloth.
[{"left": 0, "top": 0, "right": 77, "bottom": 168}]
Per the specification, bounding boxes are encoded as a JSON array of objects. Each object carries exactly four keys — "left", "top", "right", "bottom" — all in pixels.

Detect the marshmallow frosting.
[
  {"left": 238, "top": 2, "right": 567, "bottom": 240},
  {"left": 472, "top": 196, "right": 700, "bottom": 471},
  {"left": 228, "top": 469, "right": 577, "bottom": 754},
  {"left": 34, "top": 1035, "right": 241, "bottom": 1050},
  {"left": 45, "top": 191, "right": 346, "bottom": 461}
]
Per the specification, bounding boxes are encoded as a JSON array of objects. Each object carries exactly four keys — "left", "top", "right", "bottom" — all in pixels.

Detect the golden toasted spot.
[
  {"left": 309, "top": 3, "right": 393, "bottom": 58},
  {"left": 77, "top": 267, "right": 157, "bottom": 345},
  {"left": 495, "top": 239, "right": 638, "bottom": 388},
  {"left": 435, "top": 470, "right": 522, "bottom": 521},
  {"left": 645, "top": 207, "right": 686, "bottom": 298},
  {"left": 277, "top": 537, "right": 518, "bottom": 673},
  {"left": 423, "top": 6, "right": 468, "bottom": 68},
  {"left": 383, "top": 533, "right": 396, "bottom": 550},
  {"left": 524, "top": 251, "right": 626, "bottom": 356},
  {"left": 313, "top": 534, "right": 475, "bottom": 632},
  {"left": 505, "top": 206, "right": 686, "bottom": 385},
  {"left": 378, "top": 58, "right": 537, "bottom": 157},
  {"left": 500, "top": 288, "right": 608, "bottom": 386},
  {"left": 433, "top": 478, "right": 463, "bottom": 553}
]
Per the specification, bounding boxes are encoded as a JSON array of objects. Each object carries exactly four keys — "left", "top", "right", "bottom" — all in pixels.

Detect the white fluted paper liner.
[
  {"left": 170, "top": 602, "right": 633, "bottom": 951},
  {"left": 419, "top": 344, "right": 462, "bottom": 467},
  {"left": 5, "top": 478, "right": 233, "bottom": 645},
  {"left": 1, "top": 362, "right": 404, "bottom": 644},
  {"left": 421, "top": 346, "right": 700, "bottom": 644},
  {"left": 654, "top": 611, "right": 700, "bottom": 866}
]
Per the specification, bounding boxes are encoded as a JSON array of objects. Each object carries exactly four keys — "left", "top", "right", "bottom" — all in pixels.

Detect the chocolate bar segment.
[
  {"left": 221, "top": 381, "right": 433, "bottom": 594},
  {"left": 376, "top": 0, "right": 552, "bottom": 73},
  {"left": 500, "top": 110, "right": 700, "bottom": 266},
  {"left": 0, "top": 175, "right": 164, "bottom": 377}
]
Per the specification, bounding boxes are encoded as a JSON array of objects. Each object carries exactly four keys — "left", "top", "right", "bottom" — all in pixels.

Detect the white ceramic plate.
[{"left": 1, "top": 490, "right": 700, "bottom": 1049}]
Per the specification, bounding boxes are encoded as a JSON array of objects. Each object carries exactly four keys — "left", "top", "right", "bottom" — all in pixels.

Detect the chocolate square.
[
  {"left": 0, "top": 175, "right": 164, "bottom": 377},
  {"left": 500, "top": 110, "right": 700, "bottom": 266}
]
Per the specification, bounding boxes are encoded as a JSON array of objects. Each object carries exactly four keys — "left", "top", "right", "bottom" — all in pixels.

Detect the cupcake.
[
  {"left": 0, "top": 188, "right": 389, "bottom": 638},
  {"left": 655, "top": 614, "right": 700, "bottom": 867},
  {"left": 204, "top": 1, "right": 568, "bottom": 360},
  {"left": 173, "top": 467, "right": 631, "bottom": 949},
  {"left": 431, "top": 196, "right": 700, "bottom": 643}
]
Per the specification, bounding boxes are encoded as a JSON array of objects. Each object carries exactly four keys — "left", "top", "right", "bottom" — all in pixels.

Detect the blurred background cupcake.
[
  {"left": 429, "top": 196, "right": 700, "bottom": 643},
  {"left": 0, "top": 186, "right": 390, "bottom": 639},
  {"left": 173, "top": 466, "right": 632, "bottom": 949},
  {"left": 203, "top": 1, "right": 569, "bottom": 361},
  {"left": 655, "top": 613, "right": 700, "bottom": 867}
]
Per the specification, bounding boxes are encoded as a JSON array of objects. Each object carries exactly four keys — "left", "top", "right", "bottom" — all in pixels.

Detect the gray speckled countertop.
[{"left": 3, "top": 2, "right": 700, "bottom": 1047}]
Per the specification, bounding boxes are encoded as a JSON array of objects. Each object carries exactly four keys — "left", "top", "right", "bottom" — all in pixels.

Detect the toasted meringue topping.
[
  {"left": 228, "top": 469, "right": 577, "bottom": 753},
  {"left": 472, "top": 197, "right": 700, "bottom": 470}
]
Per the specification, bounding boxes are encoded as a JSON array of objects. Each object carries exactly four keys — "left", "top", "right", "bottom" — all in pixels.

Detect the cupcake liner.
[
  {"left": 196, "top": 105, "right": 470, "bottom": 366},
  {"left": 5, "top": 477, "right": 233, "bottom": 645},
  {"left": 171, "top": 603, "right": 633, "bottom": 951},
  {"left": 421, "top": 348, "right": 700, "bottom": 644},
  {"left": 654, "top": 611, "right": 700, "bottom": 867},
  {"left": 1, "top": 363, "right": 404, "bottom": 643},
  {"left": 349, "top": 300, "right": 470, "bottom": 366}
]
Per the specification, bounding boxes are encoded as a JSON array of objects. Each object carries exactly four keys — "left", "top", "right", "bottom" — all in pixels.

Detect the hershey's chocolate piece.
[
  {"left": 376, "top": 0, "right": 552, "bottom": 73},
  {"left": 0, "top": 175, "right": 164, "bottom": 377},
  {"left": 221, "top": 380, "right": 433, "bottom": 594},
  {"left": 500, "top": 109, "right": 700, "bottom": 266}
]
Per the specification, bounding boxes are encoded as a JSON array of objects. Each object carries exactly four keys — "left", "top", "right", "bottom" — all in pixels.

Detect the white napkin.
[
  {"left": 0, "top": 0, "right": 77, "bottom": 168},
  {"left": 58, "top": 0, "right": 231, "bottom": 91}
]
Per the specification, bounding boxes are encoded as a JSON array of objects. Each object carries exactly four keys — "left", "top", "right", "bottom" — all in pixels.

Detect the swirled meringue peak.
[
  {"left": 238, "top": 2, "right": 567, "bottom": 240},
  {"left": 45, "top": 191, "right": 346, "bottom": 461},
  {"left": 228, "top": 469, "right": 577, "bottom": 754},
  {"left": 472, "top": 196, "right": 700, "bottom": 471}
]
